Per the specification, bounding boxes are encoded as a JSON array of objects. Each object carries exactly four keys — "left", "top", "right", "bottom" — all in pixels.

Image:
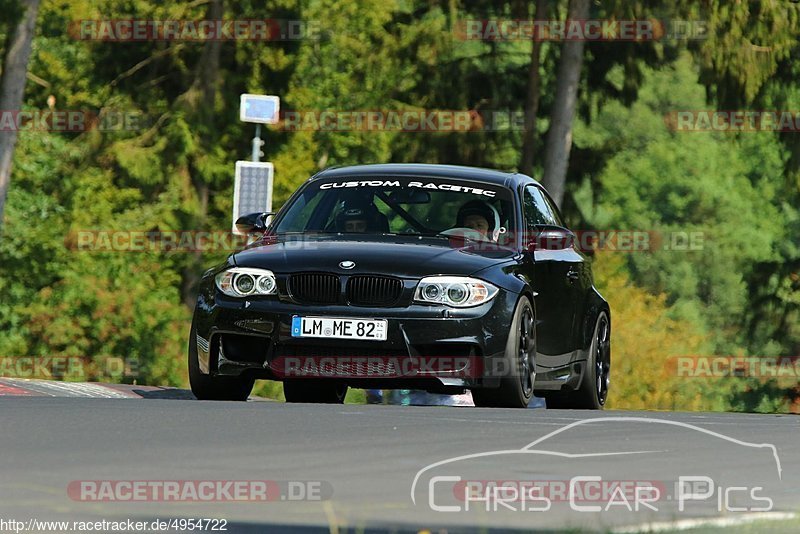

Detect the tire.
[
  {"left": 283, "top": 380, "right": 347, "bottom": 404},
  {"left": 545, "top": 311, "right": 610, "bottom": 410},
  {"left": 471, "top": 296, "right": 535, "bottom": 408},
  {"left": 188, "top": 322, "right": 255, "bottom": 401}
]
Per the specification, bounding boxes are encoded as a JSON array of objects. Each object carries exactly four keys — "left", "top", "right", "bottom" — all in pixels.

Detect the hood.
[{"left": 232, "top": 234, "right": 516, "bottom": 278}]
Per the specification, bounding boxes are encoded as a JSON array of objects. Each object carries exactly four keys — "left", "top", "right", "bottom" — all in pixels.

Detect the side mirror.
[
  {"left": 527, "top": 225, "right": 574, "bottom": 251},
  {"left": 235, "top": 212, "right": 274, "bottom": 235}
]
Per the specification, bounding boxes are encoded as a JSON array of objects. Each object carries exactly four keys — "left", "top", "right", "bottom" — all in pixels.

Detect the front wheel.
[
  {"left": 283, "top": 380, "right": 347, "bottom": 404},
  {"left": 471, "top": 296, "right": 535, "bottom": 409},
  {"left": 545, "top": 311, "right": 610, "bottom": 410},
  {"left": 188, "top": 322, "right": 255, "bottom": 401}
]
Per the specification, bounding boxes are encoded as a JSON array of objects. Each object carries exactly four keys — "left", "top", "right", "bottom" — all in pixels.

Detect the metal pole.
[{"left": 251, "top": 123, "right": 262, "bottom": 162}]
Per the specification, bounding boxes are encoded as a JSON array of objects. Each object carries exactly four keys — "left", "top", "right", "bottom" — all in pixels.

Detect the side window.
[
  {"left": 523, "top": 185, "right": 556, "bottom": 230},
  {"left": 542, "top": 193, "right": 565, "bottom": 227}
]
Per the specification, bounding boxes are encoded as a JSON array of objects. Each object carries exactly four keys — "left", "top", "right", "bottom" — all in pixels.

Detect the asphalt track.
[{"left": 1, "top": 378, "right": 799, "bottom": 533}]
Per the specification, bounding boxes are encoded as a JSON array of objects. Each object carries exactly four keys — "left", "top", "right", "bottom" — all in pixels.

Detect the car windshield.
[{"left": 274, "top": 176, "right": 516, "bottom": 244}]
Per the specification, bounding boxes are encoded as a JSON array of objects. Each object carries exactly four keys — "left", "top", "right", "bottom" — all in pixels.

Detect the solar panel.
[{"left": 233, "top": 161, "right": 274, "bottom": 234}]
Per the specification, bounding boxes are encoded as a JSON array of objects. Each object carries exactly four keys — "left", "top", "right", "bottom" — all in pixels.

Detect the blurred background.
[{"left": 0, "top": 0, "right": 798, "bottom": 412}]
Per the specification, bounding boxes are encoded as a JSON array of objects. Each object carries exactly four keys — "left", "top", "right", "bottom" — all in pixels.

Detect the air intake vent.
[
  {"left": 289, "top": 273, "right": 340, "bottom": 304},
  {"left": 347, "top": 275, "right": 403, "bottom": 306}
]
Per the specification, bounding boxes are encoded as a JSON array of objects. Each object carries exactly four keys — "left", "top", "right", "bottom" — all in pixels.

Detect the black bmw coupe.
[{"left": 189, "top": 164, "right": 610, "bottom": 409}]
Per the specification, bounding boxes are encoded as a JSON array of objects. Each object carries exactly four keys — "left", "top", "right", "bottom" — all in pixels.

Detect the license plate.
[{"left": 291, "top": 316, "right": 388, "bottom": 341}]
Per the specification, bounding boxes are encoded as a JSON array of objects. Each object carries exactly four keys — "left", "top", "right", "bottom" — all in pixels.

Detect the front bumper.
[{"left": 192, "top": 279, "right": 518, "bottom": 390}]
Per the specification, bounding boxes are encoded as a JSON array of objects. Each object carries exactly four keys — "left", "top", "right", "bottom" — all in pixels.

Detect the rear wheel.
[
  {"left": 188, "top": 322, "right": 255, "bottom": 401},
  {"left": 471, "top": 296, "right": 535, "bottom": 408},
  {"left": 283, "top": 380, "right": 347, "bottom": 404},
  {"left": 545, "top": 311, "right": 610, "bottom": 410}
]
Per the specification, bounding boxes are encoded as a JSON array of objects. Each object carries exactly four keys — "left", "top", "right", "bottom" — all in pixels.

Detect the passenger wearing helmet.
[{"left": 455, "top": 200, "right": 499, "bottom": 241}]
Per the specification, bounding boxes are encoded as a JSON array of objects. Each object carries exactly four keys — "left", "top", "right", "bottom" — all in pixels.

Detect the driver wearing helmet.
[{"left": 335, "top": 199, "right": 381, "bottom": 233}]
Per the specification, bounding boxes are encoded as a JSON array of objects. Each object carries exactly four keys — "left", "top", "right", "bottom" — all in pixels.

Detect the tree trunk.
[
  {"left": 541, "top": 0, "right": 590, "bottom": 207},
  {"left": 180, "top": 0, "right": 222, "bottom": 308},
  {"left": 0, "top": 0, "right": 41, "bottom": 232},
  {"left": 519, "top": 0, "right": 547, "bottom": 177}
]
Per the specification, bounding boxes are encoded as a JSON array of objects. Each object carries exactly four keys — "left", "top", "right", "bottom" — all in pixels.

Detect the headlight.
[
  {"left": 414, "top": 276, "right": 498, "bottom": 307},
  {"left": 215, "top": 268, "right": 277, "bottom": 297}
]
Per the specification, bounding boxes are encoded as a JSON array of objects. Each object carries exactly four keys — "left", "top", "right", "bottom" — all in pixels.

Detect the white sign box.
[{"left": 239, "top": 94, "right": 280, "bottom": 124}]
